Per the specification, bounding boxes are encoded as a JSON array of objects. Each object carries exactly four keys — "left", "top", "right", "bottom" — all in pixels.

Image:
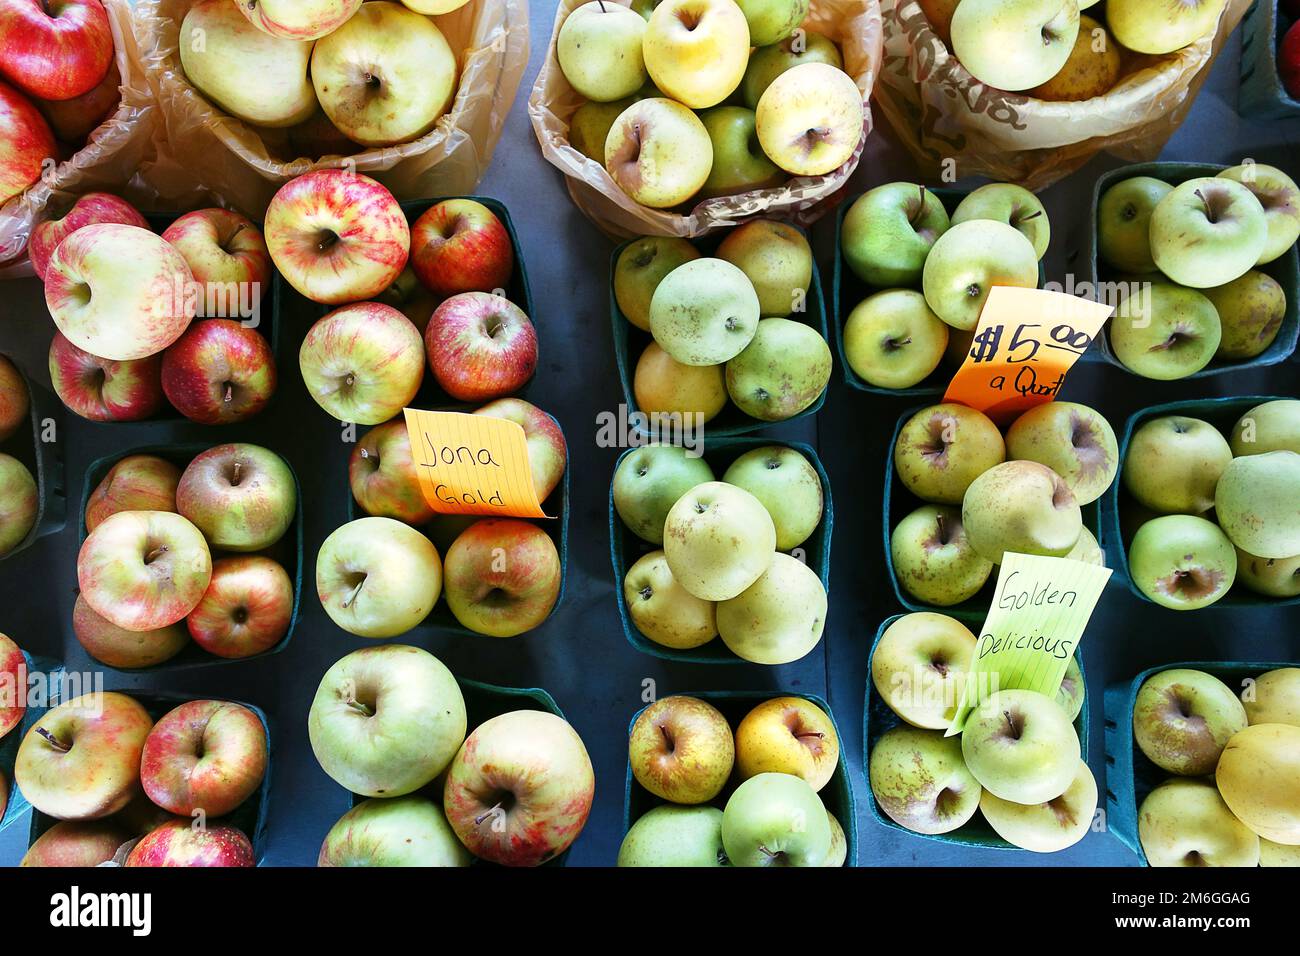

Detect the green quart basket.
[
  {"left": 0, "top": 359, "right": 65, "bottom": 563},
  {"left": 1241, "top": 1, "right": 1300, "bottom": 119}
]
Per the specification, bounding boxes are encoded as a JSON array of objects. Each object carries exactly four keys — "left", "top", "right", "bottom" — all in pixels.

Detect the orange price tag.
[
  {"left": 944, "top": 287, "right": 1114, "bottom": 425},
  {"left": 402, "top": 409, "right": 549, "bottom": 519}
]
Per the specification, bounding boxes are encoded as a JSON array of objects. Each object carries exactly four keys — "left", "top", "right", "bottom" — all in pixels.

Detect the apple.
[
  {"left": 918, "top": 0, "right": 960, "bottom": 45},
  {"left": 1057, "top": 654, "right": 1086, "bottom": 720},
  {"left": 374, "top": 267, "right": 437, "bottom": 332},
  {"left": 663, "top": 481, "right": 775, "bottom": 601},
  {"left": 624, "top": 550, "right": 717, "bottom": 649},
  {"left": 425, "top": 293, "right": 536, "bottom": 402},
  {"left": 1004, "top": 401, "right": 1118, "bottom": 505},
  {"left": 951, "top": 0, "right": 1079, "bottom": 91},
  {"left": 0, "top": 631, "right": 24, "bottom": 735},
  {"left": 45, "top": 223, "right": 196, "bottom": 361},
  {"left": 0, "top": 0, "right": 113, "bottom": 100},
  {"left": 1150, "top": 178, "right": 1268, "bottom": 288},
  {"left": 72, "top": 594, "right": 188, "bottom": 669},
  {"left": 872, "top": 612, "right": 977, "bottom": 730},
  {"left": 48, "top": 332, "right": 164, "bottom": 423},
  {"left": 20, "top": 820, "right": 132, "bottom": 867},
  {"left": 1204, "top": 271, "right": 1286, "bottom": 360},
  {"left": 410, "top": 198, "right": 514, "bottom": 299},
  {"left": 740, "top": 29, "right": 842, "bottom": 108},
  {"left": 721, "top": 445, "right": 822, "bottom": 551},
  {"left": 870, "top": 726, "right": 981, "bottom": 833},
  {"left": 177, "top": 443, "right": 296, "bottom": 552},
  {"left": 187, "top": 556, "right": 293, "bottom": 659},
  {"left": 1109, "top": 282, "right": 1222, "bottom": 380},
  {"left": 890, "top": 505, "right": 993, "bottom": 607},
  {"left": 1139, "top": 778, "right": 1259, "bottom": 867},
  {"left": 962, "top": 461, "right": 1082, "bottom": 563},
  {"left": 952, "top": 183, "right": 1050, "bottom": 260},
  {"left": 755, "top": 62, "right": 863, "bottom": 176},
  {"left": 570, "top": 95, "right": 640, "bottom": 162},
  {"left": 735, "top": 697, "right": 838, "bottom": 791},
  {"left": 0, "top": 454, "right": 37, "bottom": 557},
  {"left": 126, "top": 821, "right": 254, "bottom": 867},
  {"left": 604, "top": 98, "right": 713, "bottom": 208},
  {"left": 29, "top": 192, "right": 147, "bottom": 282},
  {"left": 961, "top": 689, "right": 1080, "bottom": 804},
  {"left": 319, "top": 796, "right": 472, "bottom": 867},
  {"left": 614, "top": 236, "right": 700, "bottom": 331},
  {"left": 633, "top": 341, "right": 728, "bottom": 424},
  {"left": 894, "top": 402, "right": 1006, "bottom": 505},
  {"left": 161, "top": 320, "right": 277, "bottom": 424},
  {"left": 1097, "top": 176, "right": 1174, "bottom": 274},
  {"left": 1215, "top": 451, "right": 1300, "bottom": 559},
  {"left": 140, "top": 700, "right": 266, "bottom": 818},
  {"left": 1217, "top": 164, "right": 1300, "bottom": 265},
  {"left": 1261, "top": 838, "right": 1300, "bottom": 867},
  {"left": 716, "top": 220, "right": 811, "bottom": 318},
  {"left": 1231, "top": 400, "right": 1300, "bottom": 456},
  {"left": 1133, "top": 667, "right": 1247, "bottom": 774},
  {"left": 1217, "top": 723, "right": 1300, "bottom": 844},
  {"left": 618, "top": 805, "right": 727, "bottom": 867},
  {"left": 558, "top": 1, "right": 648, "bottom": 102},
  {"left": 841, "top": 182, "right": 950, "bottom": 287},
  {"left": 34, "top": 58, "right": 120, "bottom": 142},
  {"left": 717, "top": 552, "right": 826, "bottom": 664},
  {"left": 721, "top": 772, "right": 830, "bottom": 867},
  {"left": 77, "top": 511, "right": 212, "bottom": 631},
  {"left": 726, "top": 317, "right": 831, "bottom": 421},
  {"left": 628, "top": 695, "right": 734, "bottom": 803},
  {"left": 922, "top": 219, "right": 1040, "bottom": 330},
  {"left": 844, "top": 290, "right": 949, "bottom": 390},
  {"left": 612, "top": 442, "right": 714, "bottom": 545},
  {"left": 1107, "top": 0, "right": 1229, "bottom": 56},
  {"left": 299, "top": 303, "right": 424, "bottom": 425},
  {"left": 1129, "top": 516, "right": 1236, "bottom": 610},
  {"left": 1237, "top": 550, "right": 1300, "bottom": 599},
  {"left": 649, "top": 258, "right": 759, "bottom": 366},
  {"left": 698, "top": 106, "right": 783, "bottom": 199},
  {"left": 474, "top": 398, "right": 568, "bottom": 503},
  {"left": 0, "top": 79, "right": 53, "bottom": 205},
  {"left": 237, "top": 0, "right": 363, "bottom": 39},
  {"left": 85, "top": 454, "right": 179, "bottom": 533},
  {"left": 179, "top": 0, "right": 316, "bottom": 128},
  {"left": 265, "top": 170, "right": 410, "bottom": 305},
  {"left": 161, "top": 209, "right": 271, "bottom": 318},
  {"left": 980, "top": 759, "right": 1096, "bottom": 853},
  {"left": 1284, "top": 22, "right": 1300, "bottom": 109},
  {"left": 309, "top": 644, "right": 465, "bottom": 798},
  {"left": 14, "top": 692, "right": 152, "bottom": 820},
  {"left": 734, "top": 0, "right": 806, "bottom": 46},
  {"left": 317, "top": 516, "right": 440, "bottom": 639},
  {"left": 350, "top": 420, "right": 436, "bottom": 525},
  {"left": 1029, "top": 14, "right": 1121, "bottom": 101},
  {"left": 1122, "top": 415, "right": 1230, "bottom": 514},
  {"left": 643, "top": 0, "right": 748, "bottom": 109},
  {"left": 443, "top": 518, "right": 561, "bottom": 637},
  {"left": 0, "top": 354, "right": 26, "bottom": 442},
  {"left": 823, "top": 812, "right": 847, "bottom": 866},
  {"left": 1244, "top": 668, "right": 1300, "bottom": 727},
  {"left": 444, "top": 710, "right": 594, "bottom": 866}
]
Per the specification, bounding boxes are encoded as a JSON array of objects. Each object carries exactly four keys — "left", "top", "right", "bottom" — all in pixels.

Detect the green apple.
[
  {"left": 605, "top": 98, "right": 713, "bottom": 208},
  {"left": 663, "top": 481, "right": 775, "bottom": 600},
  {"left": 613, "top": 443, "right": 715, "bottom": 545},
  {"left": 1236, "top": 550, "right": 1300, "bottom": 599},
  {"left": 1005, "top": 401, "right": 1118, "bottom": 505},
  {"left": 1097, "top": 176, "right": 1174, "bottom": 274},
  {"left": 843, "top": 289, "right": 949, "bottom": 389},
  {"left": 922, "top": 220, "right": 1039, "bottom": 330},
  {"left": 1122, "top": 415, "right": 1231, "bottom": 514},
  {"left": 980, "top": 760, "right": 1097, "bottom": 853},
  {"left": 1231, "top": 399, "right": 1300, "bottom": 456},
  {"left": 1218, "top": 163, "right": 1300, "bottom": 265},
  {"left": 1215, "top": 451, "right": 1300, "bottom": 559},
  {"left": 1134, "top": 667, "right": 1246, "bottom": 775},
  {"left": 722, "top": 445, "right": 823, "bottom": 550},
  {"left": 1150, "top": 178, "right": 1268, "bottom": 288},
  {"left": 725, "top": 318, "right": 831, "bottom": 421},
  {"left": 951, "top": 183, "right": 1050, "bottom": 260},
  {"left": 841, "top": 183, "right": 950, "bottom": 287},
  {"left": 868, "top": 725, "right": 981, "bottom": 834},
  {"left": 0, "top": 454, "right": 37, "bottom": 557},
  {"left": 716, "top": 220, "right": 812, "bottom": 317},
  {"left": 318, "top": 796, "right": 472, "bottom": 867},
  {"left": 721, "top": 772, "right": 831, "bottom": 867},
  {"left": 870, "top": 611, "right": 978, "bottom": 729},
  {"left": 1204, "top": 270, "right": 1286, "bottom": 360},
  {"left": 615, "top": 236, "right": 701, "bottom": 331},
  {"left": 739, "top": 30, "right": 843, "bottom": 108},
  {"left": 961, "top": 689, "right": 1080, "bottom": 804},
  {"left": 634, "top": 342, "right": 728, "bottom": 424},
  {"left": 316, "top": 517, "right": 441, "bottom": 638},
  {"left": 734, "top": 0, "right": 807, "bottom": 46},
  {"left": 950, "top": 0, "right": 1080, "bottom": 91},
  {"left": 557, "top": 1, "right": 648, "bottom": 102},
  {"left": 570, "top": 96, "right": 637, "bottom": 162},
  {"left": 1057, "top": 654, "right": 1085, "bottom": 721},
  {"left": 618, "top": 805, "right": 728, "bottom": 866},
  {"left": 1109, "top": 281, "right": 1221, "bottom": 380},
  {"left": 1216, "top": 723, "right": 1300, "bottom": 844},
  {"left": 624, "top": 550, "right": 718, "bottom": 649},
  {"left": 890, "top": 505, "right": 993, "bottom": 607},
  {"left": 1065, "top": 526, "right": 1105, "bottom": 567},
  {"left": 629, "top": 695, "right": 734, "bottom": 803},
  {"left": 649, "top": 258, "right": 760, "bottom": 365},
  {"left": 631, "top": 0, "right": 663, "bottom": 17},
  {"left": 893, "top": 402, "right": 1006, "bottom": 505},
  {"left": 961, "top": 461, "right": 1083, "bottom": 564},
  {"left": 1128, "top": 515, "right": 1237, "bottom": 610},
  {"left": 717, "top": 553, "right": 826, "bottom": 664},
  {"left": 697, "top": 107, "right": 784, "bottom": 199},
  {"left": 1242, "top": 667, "right": 1300, "bottom": 727},
  {"left": 1139, "top": 777, "right": 1260, "bottom": 867},
  {"left": 823, "top": 812, "right": 847, "bottom": 866}
]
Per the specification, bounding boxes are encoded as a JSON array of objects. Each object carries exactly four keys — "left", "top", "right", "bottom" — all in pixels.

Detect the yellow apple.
[
  {"left": 1138, "top": 778, "right": 1260, "bottom": 867},
  {"left": 605, "top": 98, "right": 713, "bottom": 208},
  {"left": 755, "top": 62, "right": 863, "bottom": 176},
  {"left": 1216, "top": 723, "right": 1300, "bottom": 845},
  {"left": 633, "top": 342, "right": 727, "bottom": 424},
  {"left": 623, "top": 551, "right": 717, "bottom": 649},
  {"left": 734, "top": 697, "right": 839, "bottom": 791},
  {"left": 950, "top": 0, "right": 1080, "bottom": 92},
  {"left": 1244, "top": 668, "right": 1300, "bottom": 728},
  {"left": 1029, "top": 15, "right": 1122, "bottom": 101},
  {"left": 716, "top": 552, "right": 826, "bottom": 664},
  {"left": 643, "top": 0, "right": 750, "bottom": 109},
  {"left": 1107, "top": 0, "right": 1228, "bottom": 56}
]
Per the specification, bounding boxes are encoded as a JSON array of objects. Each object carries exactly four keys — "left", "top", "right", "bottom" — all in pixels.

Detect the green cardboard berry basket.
[
  {"left": 76, "top": 443, "right": 304, "bottom": 670},
  {"left": 1241, "top": 1, "right": 1300, "bottom": 119},
  {"left": 884, "top": 404, "right": 1104, "bottom": 623},
  {"left": 1085, "top": 162, "right": 1300, "bottom": 378},
  {"left": 346, "top": 677, "right": 572, "bottom": 867},
  {"left": 1102, "top": 395, "right": 1300, "bottom": 610},
  {"left": 609, "top": 436, "right": 833, "bottom": 664},
  {"left": 1102, "top": 660, "right": 1292, "bottom": 864},
  {"left": 832, "top": 187, "right": 1058, "bottom": 399},
  {"left": 608, "top": 224, "right": 829, "bottom": 438},
  {"left": 864, "top": 614, "right": 1090, "bottom": 850},
  {"left": 622, "top": 690, "right": 857, "bottom": 866},
  {"left": 0, "top": 358, "right": 65, "bottom": 563},
  {"left": 0, "top": 652, "right": 60, "bottom": 834}
]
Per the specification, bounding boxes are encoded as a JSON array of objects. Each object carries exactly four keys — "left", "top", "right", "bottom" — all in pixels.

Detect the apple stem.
[
  {"left": 758, "top": 845, "right": 776, "bottom": 860},
  {"left": 935, "top": 512, "right": 949, "bottom": 544},
  {"left": 345, "top": 697, "right": 373, "bottom": 718},
  {"left": 597, "top": 0, "right": 607, "bottom": 10},
  {"left": 1019, "top": 210, "right": 1043, "bottom": 222},
  {"left": 909, "top": 185, "right": 927, "bottom": 226},
  {"left": 1193, "top": 189, "right": 1216, "bottom": 223},
  {"left": 1003, "top": 710, "right": 1023, "bottom": 741},
  {"left": 222, "top": 223, "right": 247, "bottom": 251},
  {"left": 796, "top": 731, "right": 825, "bottom": 740},
  {"left": 475, "top": 802, "right": 503, "bottom": 826},
  {"left": 144, "top": 545, "right": 169, "bottom": 563},
  {"left": 342, "top": 578, "right": 365, "bottom": 609},
  {"left": 230, "top": 459, "right": 243, "bottom": 486},
  {"left": 36, "top": 726, "right": 69, "bottom": 753},
  {"left": 223, "top": 383, "right": 234, "bottom": 404}
]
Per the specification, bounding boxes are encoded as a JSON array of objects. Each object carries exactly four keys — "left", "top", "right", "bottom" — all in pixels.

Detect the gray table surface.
[{"left": 1, "top": 3, "right": 1298, "bottom": 867}]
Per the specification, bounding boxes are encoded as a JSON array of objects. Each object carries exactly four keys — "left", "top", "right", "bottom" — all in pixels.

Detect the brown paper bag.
[
  {"left": 528, "top": 0, "right": 883, "bottom": 238},
  {"left": 0, "top": 0, "right": 160, "bottom": 276},
  {"left": 872, "top": 0, "right": 1252, "bottom": 191},
  {"left": 134, "top": 0, "right": 529, "bottom": 217}
]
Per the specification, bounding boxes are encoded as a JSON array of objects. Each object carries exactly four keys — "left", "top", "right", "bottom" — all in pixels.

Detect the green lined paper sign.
[{"left": 945, "top": 553, "right": 1112, "bottom": 736}]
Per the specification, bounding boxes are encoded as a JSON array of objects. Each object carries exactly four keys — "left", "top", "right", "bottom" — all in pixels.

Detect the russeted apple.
[
  {"left": 319, "top": 796, "right": 472, "bottom": 867},
  {"left": 1204, "top": 271, "right": 1286, "bottom": 361},
  {"left": 140, "top": 700, "right": 267, "bottom": 818},
  {"left": 1029, "top": 14, "right": 1122, "bottom": 101},
  {"left": 1138, "top": 778, "right": 1259, "bottom": 868},
  {"left": 1133, "top": 668, "right": 1247, "bottom": 775},
  {"left": 628, "top": 695, "right": 734, "bottom": 803},
  {"left": 725, "top": 318, "right": 832, "bottom": 421},
  {"left": 617, "top": 805, "right": 728, "bottom": 867},
  {"left": 716, "top": 220, "right": 812, "bottom": 318},
  {"left": 871, "top": 612, "right": 977, "bottom": 730},
  {"left": 649, "top": 258, "right": 760, "bottom": 366},
  {"left": 893, "top": 402, "right": 1006, "bottom": 505},
  {"left": 126, "top": 821, "right": 254, "bottom": 867},
  {"left": 734, "top": 697, "right": 838, "bottom": 791},
  {"left": 614, "top": 236, "right": 701, "bottom": 332}
]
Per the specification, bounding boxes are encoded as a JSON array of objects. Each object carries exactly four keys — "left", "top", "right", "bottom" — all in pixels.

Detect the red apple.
[
  {"left": 161, "top": 319, "right": 276, "bottom": 424},
  {"left": 0, "top": 0, "right": 113, "bottom": 101},
  {"left": 72, "top": 594, "right": 190, "bottom": 669},
  {"left": 85, "top": 454, "right": 180, "bottom": 532},
  {"left": 443, "top": 519, "right": 562, "bottom": 638},
  {"left": 140, "top": 699, "right": 267, "bottom": 817},
  {"left": 29, "top": 192, "right": 147, "bottom": 282},
  {"left": 0, "top": 78, "right": 55, "bottom": 205},
  {"left": 35, "top": 59, "right": 119, "bottom": 143},
  {"left": 0, "top": 353, "right": 29, "bottom": 441},
  {"left": 425, "top": 292, "right": 537, "bottom": 402},
  {"left": 161, "top": 209, "right": 272, "bottom": 318},
  {"left": 176, "top": 443, "right": 296, "bottom": 552},
  {"left": 186, "top": 555, "right": 293, "bottom": 659},
  {"left": 0, "top": 631, "right": 25, "bottom": 738},
  {"left": 374, "top": 266, "right": 438, "bottom": 332},
  {"left": 125, "top": 820, "right": 254, "bottom": 867},
  {"left": 299, "top": 302, "right": 425, "bottom": 425},
  {"left": 20, "top": 819, "right": 132, "bottom": 866},
  {"left": 1283, "top": 22, "right": 1300, "bottom": 101},
  {"left": 349, "top": 419, "right": 436, "bottom": 524},
  {"left": 410, "top": 198, "right": 513, "bottom": 298},
  {"left": 48, "top": 331, "right": 164, "bottom": 423},
  {"left": 474, "top": 397, "right": 567, "bottom": 503}
]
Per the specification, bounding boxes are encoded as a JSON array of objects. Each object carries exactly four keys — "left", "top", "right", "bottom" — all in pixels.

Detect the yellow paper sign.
[
  {"left": 402, "top": 409, "right": 549, "bottom": 519},
  {"left": 944, "top": 287, "right": 1114, "bottom": 425},
  {"left": 946, "top": 553, "right": 1112, "bottom": 735}
]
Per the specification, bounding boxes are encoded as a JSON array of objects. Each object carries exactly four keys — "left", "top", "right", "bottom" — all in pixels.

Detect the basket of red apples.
[
  {"left": 1241, "top": 0, "right": 1300, "bottom": 119},
  {"left": 1105, "top": 662, "right": 1300, "bottom": 867},
  {"left": 73, "top": 442, "right": 301, "bottom": 670},
  {"left": 311, "top": 645, "right": 594, "bottom": 867},
  {"left": 0, "top": 353, "right": 64, "bottom": 561}
]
